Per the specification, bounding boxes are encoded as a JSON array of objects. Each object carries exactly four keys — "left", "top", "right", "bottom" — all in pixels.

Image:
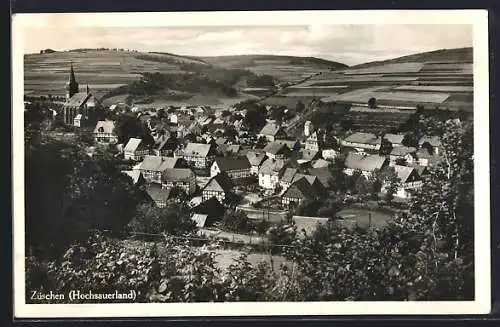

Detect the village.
[{"left": 25, "top": 62, "right": 445, "bottom": 242}]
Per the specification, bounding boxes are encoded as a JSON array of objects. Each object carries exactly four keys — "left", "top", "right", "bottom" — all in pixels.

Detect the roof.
[
  {"left": 282, "top": 177, "right": 317, "bottom": 200},
  {"left": 298, "top": 149, "right": 319, "bottom": 161},
  {"left": 213, "top": 157, "right": 250, "bottom": 172},
  {"left": 312, "top": 159, "right": 330, "bottom": 168},
  {"left": 183, "top": 143, "right": 214, "bottom": 157},
  {"left": 343, "top": 132, "right": 381, "bottom": 145},
  {"left": 416, "top": 147, "right": 436, "bottom": 159},
  {"left": 390, "top": 146, "right": 416, "bottom": 157},
  {"left": 192, "top": 196, "right": 225, "bottom": 219},
  {"left": 121, "top": 170, "right": 143, "bottom": 184},
  {"left": 162, "top": 168, "right": 195, "bottom": 182},
  {"left": 281, "top": 168, "right": 298, "bottom": 183},
  {"left": 292, "top": 216, "right": 329, "bottom": 237},
  {"left": 308, "top": 167, "right": 333, "bottom": 188},
  {"left": 156, "top": 137, "right": 178, "bottom": 152},
  {"left": 138, "top": 155, "right": 179, "bottom": 171},
  {"left": 93, "top": 120, "right": 116, "bottom": 134},
  {"left": 74, "top": 114, "right": 83, "bottom": 120},
  {"left": 259, "top": 158, "right": 286, "bottom": 175},
  {"left": 419, "top": 136, "right": 441, "bottom": 147},
  {"left": 246, "top": 150, "right": 267, "bottom": 166},
  {"left": 344, "top": 153, "right": 387, "bottom": 172},
  {"left": 392, "top": 165, "right": 418, "bottom": 183},
  {"left": 63, "top": 92, "right": 92, "bottom": 108},
  {"left": 259, "top": 122, "right": 283, "bottom": 136},
  {"left": 191, "top": 214, "right": 208, "bottom": 228},
  {"left": 124, "top": 138, "right": 144, "bottom": 153},
  {"left": 263, "top": 142, "right": 290, "bottom": 156},
  {"left": 223, "top": 144, "right": 241, "bottom": 155},
  {"left": 145, "top": 184, "right": 172, "bottom": 203},
  {"left": 384, "top": 133, "right": 405, "bottom": 145},
  {"left": 275, "top": 139, "right": 300, "bottom": 151},
  {"left": 413, "top": 165, "right": 428, "bottom": 176},
  {"left": 203, "top": 172, "right": 234, "bottom": 192}
]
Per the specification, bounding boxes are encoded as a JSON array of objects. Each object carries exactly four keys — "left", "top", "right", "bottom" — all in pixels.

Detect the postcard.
[{"left": 12, "top": 10, "right": 491, "bottom": 318}]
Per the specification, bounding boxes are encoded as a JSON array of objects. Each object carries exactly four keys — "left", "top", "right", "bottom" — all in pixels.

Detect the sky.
[{"left": 23, "top": 24, "right": 473, "bottom": 66}]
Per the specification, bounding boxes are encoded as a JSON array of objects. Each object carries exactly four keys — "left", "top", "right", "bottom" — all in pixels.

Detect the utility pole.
[{"left": 368, "top": 212, "right": 372, "bottom": 230}]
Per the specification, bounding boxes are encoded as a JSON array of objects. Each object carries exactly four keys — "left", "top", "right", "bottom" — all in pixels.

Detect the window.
[{"left": 98, "top": 127, "right": 104, "bottom": 133}]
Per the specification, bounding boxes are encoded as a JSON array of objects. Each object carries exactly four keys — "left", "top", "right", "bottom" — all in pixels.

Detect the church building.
[{"left": 63, "top": 63, "right": 102, "bottom": 127}]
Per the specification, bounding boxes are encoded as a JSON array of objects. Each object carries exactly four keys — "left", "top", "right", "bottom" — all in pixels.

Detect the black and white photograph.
[{"left": 12, "top": 10, "right": 490, "bottom": 317}]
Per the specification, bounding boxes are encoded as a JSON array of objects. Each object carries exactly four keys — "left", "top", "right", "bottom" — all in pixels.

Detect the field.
[{"left": 336, "top": 205, "right": 395, "bottom": 229}]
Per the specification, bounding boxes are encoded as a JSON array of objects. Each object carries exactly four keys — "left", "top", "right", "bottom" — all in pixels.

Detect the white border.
[{"left": 12, "top": 10, "right": 491, "bottom": 318}]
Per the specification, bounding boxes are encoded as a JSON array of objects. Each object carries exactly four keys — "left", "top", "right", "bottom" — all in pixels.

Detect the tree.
[
  {"left": 243, "top": 104, "right": 267, "bottom": 133},
  {"left": 368, "top": 97, "right": 377, "bottom": 109},
  {"left": 157, "top": 108, "right": 166, "bottom": 119},
  {"left": 296, "top": 100, "right": 305, "bottom": 113},
  {"left": 375, "top": 166, "right": 400, "bottom": 204},
  {"left": 220, "top": 209, "right": 249, "bottom": 233},
  {"left": 379, "top": 137, "right": 393, "bottom": 156},
  {"left": 114, "top": 114, "right": 154, "bottom": 146}
]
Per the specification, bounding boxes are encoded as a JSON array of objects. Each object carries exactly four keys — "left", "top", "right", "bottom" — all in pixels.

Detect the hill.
[{"left": 24, "top": 49, "right": 347, "bottom": 107}]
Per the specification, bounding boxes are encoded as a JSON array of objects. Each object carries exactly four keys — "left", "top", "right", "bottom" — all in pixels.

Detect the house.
[
  {"left": 145, "top": 184, "right": 173, "bottom": 208},
  {"left": 258, "top": 122, "right": 287, "bottom": 142},
  {"left": 73, "top": 114, "right": 83, "bottom": 127},
  {"left": 258, "top": 158, "right": 286, "bottom": 190},
  {"left": 381, "top": 165, "right": 423, "bottom": 199},
  {"left": 210, "top": 157, "right": 251, "bottom": 180},
  {"left": 419, "top": 136, "right": 442, "bottom": 156},
  {"left": 280, "top": 169, "right": 325, "bottom": 195},
  {"left": 246, "top": 150, "right": 267, "bottom": 175},
  {"left": 263, "top": 142, "right": 292, "bottom": 160},
  {"left": 305, "top": 131, "right": 323, "bottom": 151},
  {"left": 124, "top": 138, "right": 149, "bottom": 161},
  {"left": 93, "top": 120, "right": 118, "bottom": 144},
  {"left": 275, "top": 139, "right": 301, "bottom": 152},
  {"left": 202, "top": 172, "right": 234, "bottom": 203},
  {"left": 135, "top": 155, "right": 184, "bottom": 184},
  {"left": 304, "top": 120, "right": 314, "bottom": 137},
  {"left": 220, "top": 144, "right": 241, "bottom": 157},
  {"left": 295, "top": 149, "right": 321, "bottom": 165},
  {"left": 389, "top": 146, "right": 417, "bottom": 166},
  {"left": 175, "top": 143, "right": 216, "bottom": 169},
  {"left": 383, "top": 133, "right": 405, "bottom": 147},
  {"left": 308, "top": 167, "right": 334, "bottom": 189},
  {"left": 279, "top": 168, "right": 299, "bottom": 191},
  {"left": 161, "top": 168, "right": 197, "bottom": 196},
  {"left": 121, "top": 170, "right": 145, "bottom": 186},
  {"left": 191, "top": 196, "right": 226, "bottom": 227},
  {"left": 416, "top": 147, "right": 439, "bottom": 167},
  {"left": 344, "top": 153, "right": 388, "bottom": 178},
  {"left": 154, "top": 136, "right": 179, "bottom": 157},
  {"left": 312, "top": 159, "right": 330, "bottom": 169},
  {"left": 281, "top": 177, "right": 319, "bottom": 207},
  {"left": 341, "top": 132, "right": 381, "bottom": 153}
]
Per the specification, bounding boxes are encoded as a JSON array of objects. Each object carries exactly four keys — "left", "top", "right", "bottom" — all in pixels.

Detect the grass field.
[{"left": 336, "top": 205, "right": 395, "bottom": 229}]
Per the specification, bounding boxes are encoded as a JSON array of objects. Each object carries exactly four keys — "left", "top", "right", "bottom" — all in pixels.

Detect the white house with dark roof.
[
  {"left": 174, "top": 142, "right": 216, "bottom": 169},
  {"left": 258, "top": 122, "right": 287, "bottom": 142},
  {"left": 389, "top": 146, "right": 417, "bottom": 166},
  {"left": 246, "top": 150, "right": 267, "bottom": 175},
  {"left": 202, "top": 172, "right": 234, "bottom": 203},
  {"left": 344, "top": 153, "right": 388, "bottom": 178},
  {"left": 381, "top": 165, "right": 422, "bottom": 199},
  {"left": 210, "top": 157, "right": 251, "bottom": 180},
  {"left": 124, "top": 138, "right": 149, "bottom": 161},
  {"left": 93, "top": 120, "right": 118, "bottom": 143},
  {"left": 341, "top": 132, "right": 382, "bottom": 153},
  {"left": 281, "top": 177, "right": 319, "bottom": 207},
  {"left": 263, "top": 142, "right": 292, "bottom": 160},
  {"left": 258, "top": 158, "right": 287, "bottom": 190},
  {"left": 161, "top": 168, "right": 197, "bottom": 196}
]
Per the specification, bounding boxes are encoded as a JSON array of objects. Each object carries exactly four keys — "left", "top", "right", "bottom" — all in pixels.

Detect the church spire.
[{"left": 67, "top": 61, "right": 79, "bottom": 99}]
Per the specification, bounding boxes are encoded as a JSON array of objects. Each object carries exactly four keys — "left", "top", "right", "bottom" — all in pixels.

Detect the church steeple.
[{"left": 66, "top": 62, "right": 79, "bottom": 99}]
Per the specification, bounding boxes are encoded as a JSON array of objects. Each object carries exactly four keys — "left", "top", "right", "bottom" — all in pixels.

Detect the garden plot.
[{"left": 393, "top": 85, "right": 473, "bottom": 93}]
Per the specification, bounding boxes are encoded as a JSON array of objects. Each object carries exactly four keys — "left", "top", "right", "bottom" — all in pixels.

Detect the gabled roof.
[
  {"left": 259, "top": 158, "right": 286, "bottom": 175},
  {"left": 203, "top": 172, "right": 234, "bottom": 193},
  {"left": 275, "top": 139, "right": 300, "bottom": 151},
  {"left": 416, "top": 147, "right": 436, "bottom": 159},
  {"left": 298, "top": 149, "right": 319, "bottom": 162},
  {"left": 138, "top": 155, "right": 180, "bottom": 171},
  {"left": 162, "top": 168, "right": 195, "bottom": 182},
  {"left": 223, "top": 144, "right": 241, "bottom": 156},
  {"left": 312, "top": 159, "right": 330, "bottom": 168},
  {"left": 343, "top": 132, "right": 381, "bottom": 145},
  {"left": 392, "top": 165, "right": 419, "bottom": 183},
  {"left": 124, "top": 138, "right": 144, "bottom": 153},
  {"left": 419, "top": 135, "right": 441, "bottom": 147},
  {"left": 213, "top": 157, "right": 250, "bottom": 172},
  {"left": 93, "top": 120, "right": 116, "bottom": 134},
  {"left": 282, "top": 177, "right": 317, "bottom": 200},
  {"left": 390, "top": 146, "right": 416, "bottom": 157},
  {"left": 183, "top": 143, "right": 214, "bottom": 157},
  {"left": 191, "top": 213, "right": 208, "bottom": 228},
  {"left": 64, "top": 92, "right": 94, "bottom": 108},
  {"left": 259, "top": 122, "right": 283, "bottom": 136},
  {"left": 192, "top": 196, "right": 226, "bottom": 218},
  {"left": 246, "top": 150, "right": 267, "bottom": 166},
  {"left": 263, "top": 142, "right": 290, "bottom": 156},
  {"left": 121, "top": 170, "right": 143, "bottom": 185},
  {"left": 384, "top": 133, "right": 405, "bottom": 145},
  {"left": 156, "top": 137, "right": 178, "bottom": 152},
  {"left": 308, "top": 167, "right": 333, "bottom": 188},
  {"left": 281, "top": 168, "right": 298, "bottom": 184},
  {"left": 344, "top": 153, "right": 387, "bottom": 172},
  {"left": 146, "top": 184, "right": 172, "bottom": 203}
]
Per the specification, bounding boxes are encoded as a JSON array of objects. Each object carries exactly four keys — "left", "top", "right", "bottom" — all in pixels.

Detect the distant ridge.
[{"left": 350, "top": 47, "right": 473, "bottom": 69}]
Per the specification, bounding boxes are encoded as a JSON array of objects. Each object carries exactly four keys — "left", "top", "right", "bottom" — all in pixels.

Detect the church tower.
[{"left": 66, "top": 62, "right": 79, "bottom": 99}]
